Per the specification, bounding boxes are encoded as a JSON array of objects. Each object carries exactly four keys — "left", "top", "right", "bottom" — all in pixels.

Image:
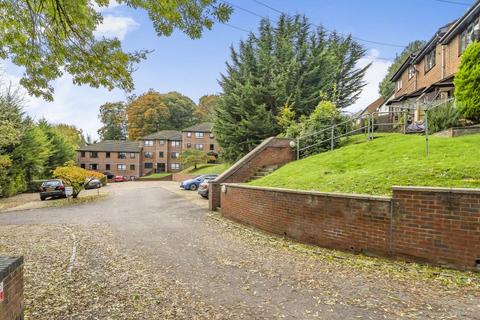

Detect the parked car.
[
  {"left": 85, "top": 178, "right": 102, "bottom": 189},
  {"left": 104, "top": 171, "right": 115, "bottom": 179},
  {"left": 39, "top": 179, "right": 67, "bottom": 201},
  {"left": 113, "top": 176, "right": 128, "bottom": 182},
  {"left": 197, "top": 177, "right": 216, "bottom": 198},
  {"left": 180, "top": 174, "right": 218, "bottom": 191}
]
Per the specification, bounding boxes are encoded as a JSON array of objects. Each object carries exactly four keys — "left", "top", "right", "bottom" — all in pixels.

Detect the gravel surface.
[{"left": 0, "top": 181, "right": 478, "bottom": 319}]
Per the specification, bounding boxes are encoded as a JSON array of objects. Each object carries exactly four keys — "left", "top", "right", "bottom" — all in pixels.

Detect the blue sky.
[{"left": 3, "top": 0, "right": 475, "bottom": 139}]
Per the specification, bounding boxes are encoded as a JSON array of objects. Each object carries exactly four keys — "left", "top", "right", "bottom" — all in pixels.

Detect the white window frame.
[
  {"left": 117, "top": 164, "right": 127, "bottom": 171},
  {"left": 171, "top": 152, "right": 179, "bottom": 159},
  {"left": 195, "top": 144, "right": 204, "bottom": 150},
  {"left": 396, "top": 79, "right": 403, "bottom": 92},
  {"left": 425, "top": 49, "right": 436, "bottom": 73},
  {"left": 408, "top": 66, "right": 415, "bottom": 80},
  {"left": 187, "top": 132, "right": 192, "bottom": 137},
  {"left": 171, "top": 141, "right": 181, "bottom": 147},
  {"left": 144, "top": 151, "right": 153, "bottom": 159},
  {"left": 170, "top": 163, "right": 180, "bottom": 170},
  {"left": 144, "top": 140, "right": 154, "bottom": 146},
  {"left": 195, "top": 132, "right": 204, "bottom": 138}
]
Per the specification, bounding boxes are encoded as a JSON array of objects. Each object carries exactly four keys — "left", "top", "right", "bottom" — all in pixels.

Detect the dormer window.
[{"left": 425, "top": 49, "right": 436, "bottom": 73}]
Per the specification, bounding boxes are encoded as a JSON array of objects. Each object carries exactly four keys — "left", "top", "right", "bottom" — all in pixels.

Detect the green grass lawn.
[
  {"left": 249, "top": 133, "right": 480, "bottom": 195},
  {"left": 181, "top": 163, "right": 230, "bottom": 175},
  {"left": 139, "top": 173, "right": 171, "bottom": 180}
]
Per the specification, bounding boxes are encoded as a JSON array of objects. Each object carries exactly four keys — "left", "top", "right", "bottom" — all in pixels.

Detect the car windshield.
[{"left": 42, "top": 181, "right": 60, "bottom": 187}]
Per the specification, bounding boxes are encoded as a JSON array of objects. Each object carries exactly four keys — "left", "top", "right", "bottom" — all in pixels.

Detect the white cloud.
[
  {"left": 1, "top": 63, "right": 126, "bottom": 140},
  {"left": 92, "top": 1, "right": 122, "bottom": 13},
  {"left": 347, "top": 49, "right": 392, "bottom": 113},
  {"left": 95, "top": 15, "right": 139, "bottom": 40}
]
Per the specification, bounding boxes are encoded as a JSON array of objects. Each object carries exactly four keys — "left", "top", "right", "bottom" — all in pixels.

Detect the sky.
[{"left": 3, "top": 0, "right": 476, "bottom": 139}]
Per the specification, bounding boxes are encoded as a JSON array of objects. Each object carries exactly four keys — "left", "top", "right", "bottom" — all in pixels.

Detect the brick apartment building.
[
  {"left": 387, "top": 1, "right": 480, "bottom": 112},
  {"left": 76, "top": 122, "right": 219, "bottom": 178}
]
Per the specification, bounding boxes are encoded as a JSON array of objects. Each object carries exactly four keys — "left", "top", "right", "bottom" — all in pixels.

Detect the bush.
[
  {"left": 454, "top": 41, "right": 480, "bottom": 121},
  {"left": 427, "top": 100, "right": 461, "bottom": 134},
  {"left": 27, "top": 179, "right": 48, "bottom": 193}
]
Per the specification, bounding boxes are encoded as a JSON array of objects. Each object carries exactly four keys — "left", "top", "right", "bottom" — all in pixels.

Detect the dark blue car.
[{"left": 180, "top": 174, "right": 218, "bottom": 191}]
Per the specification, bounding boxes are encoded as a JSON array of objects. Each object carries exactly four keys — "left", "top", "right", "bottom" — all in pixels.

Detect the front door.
[{"left": 156, "top": 163, "right": 166, "bottom": 173}]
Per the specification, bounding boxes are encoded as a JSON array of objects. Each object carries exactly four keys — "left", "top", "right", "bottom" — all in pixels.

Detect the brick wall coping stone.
[
  {"left": 222, "top": 183, "right": 392, "bottom": 202},
  {"left": 0, "top": 256, "right": 23, "bottom": 281},
  {"left": 392, "top": 185, "right": 480, "bottom": 194},
  {"left": 214, "top": 137, "right": 293, "bottom": 182}
]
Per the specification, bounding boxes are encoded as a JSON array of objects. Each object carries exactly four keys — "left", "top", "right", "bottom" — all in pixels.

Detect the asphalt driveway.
[{"left": 0, "top": 181, "right": 478, "bottom": 319}]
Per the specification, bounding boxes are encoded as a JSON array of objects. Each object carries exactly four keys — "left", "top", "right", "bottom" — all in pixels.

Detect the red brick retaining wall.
[
  {"left": 0, "top": 257, "right": 24, "bottom": 320},
  {"left": 172, "top": 174, "right": 198, "bottom": 182},
  {"left": 209, "top": 137, "right": 295, "bottom": 210},
  {"left": 220, "top": 184, "right": 480, "bottom": 270}
]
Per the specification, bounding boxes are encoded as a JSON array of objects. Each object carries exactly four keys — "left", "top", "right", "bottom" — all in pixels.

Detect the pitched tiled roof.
[
  {"left": 140, "top": 130, "right": 182, "bottom": 141},
  {"left": 181, "top": 122, "right": 213, "bottom": 132},
  {"left": 77, "top": 140, "right": 142, "bottom": 152}
]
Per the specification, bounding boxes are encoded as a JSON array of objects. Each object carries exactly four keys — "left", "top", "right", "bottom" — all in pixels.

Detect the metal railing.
[{"left": 295, "top": 98, "right": 455, "bottom": 160}]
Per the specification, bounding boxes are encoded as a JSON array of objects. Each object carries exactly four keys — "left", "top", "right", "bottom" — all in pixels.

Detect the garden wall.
[
  {"left": 0, "top": 256, "right": 24, "bottom": 320},
  {"left": 209, "top": 137, "right": 295, "bottom": 210},
  {"left": 220, "top": 184, "right": 480, "bottom": 270}
]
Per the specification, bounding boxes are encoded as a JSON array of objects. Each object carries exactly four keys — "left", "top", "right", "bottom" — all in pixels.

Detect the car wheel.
[
  {"left": 40, "top": 196, "right": 46, "bottom": 201},
  {"left": 190, "top": 184, "right": 197, "bottom": 191}
]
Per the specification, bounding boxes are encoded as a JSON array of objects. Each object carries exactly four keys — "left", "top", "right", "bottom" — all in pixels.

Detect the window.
[
  {"left": 159, "top": 140, "right": 165, "bottom": 145},
  {"left": 195, "top": 144, "right": 204, "bottom": 150},
  {"left": 170, "top": 163, "right": 180, "bottom": 170},
  {"left": 209, "top": 133, "right": 214, "bottom": 139},
  {"left": 106, "top": 152, "right": 110, "bottom": 158},
  {"left": 130, "top": 164, "right": 135, "bottom": 171},
  {"left": 187, "top": 132, "right": 192, "bottom": 137},
  {"left": 130, "top": 153, "right": 136, "bottom": 159},
  {"left": 396, "top": 79, "right": 403, "bottom": 92},
  {"left": 159, "top": 151, "right": 164, "bottom": 158},
  {"left": 210, "top": 144, "right": 215, "bottom": 151},
  {"left": 144, "top": 140, "right": 154, "bottom": 146},
  {"left": 118, "top": 152, "right": 126, "bottom": 159},
  {"left": 90, "top": 152, "right": 98, "bottom": 158},
  {"left": 187, "top": 143, "right": 191, "bottom": 148},
  {"left": 425, "top": 48, "right": 436, "bottom": 73},
  {"left": 80, "top": 164, "right": 85, "bottom": 169},
  {"left": 106, "top": 164, "right": 111, "bottom": 170},
  {"left": 144, "top": 151, "right": 153, "bottom": 159},
  {"left": 80, "top": 151, "right": 85, "bottom": 157},
  {"left": 195, "top": 132, "right": 204, "bottom": 138},
  {"left": 408, "top": 66, "right": 415, "bottom": 80},
  {"left": 171, "top": 141, "right": 181, "bottom": 147},
  {"left": 144, "top": 163, "right": 153, "bottom": 169},
  {"left": 89, "top": 163, "right": 98, "bottom": 170},
  {"left": 171, "top": 152, "right": 179, "bottom": 159},
  {"left": 117, "top": 164, "right": 127, "bottom": 171}
]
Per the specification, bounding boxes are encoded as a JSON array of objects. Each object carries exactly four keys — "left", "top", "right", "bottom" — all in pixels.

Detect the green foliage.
[
  {"left": 53, "top": 124, "right": 86, "bottom": 148},
  {"left": 0, "top": 1, "right": 232, "bottom": 100},
  {"left": 250, "top": 133, "right": 480, "bottom": 195},
  {"left": 195, "top": 95, "right": 221, "bottom": 121},
  {"left": 215, "top": 15, "right": 369, "bottom": 161},
  {"left": 378, "top": 40, "right": 425, "bottom": 99},
  {"left": 53, "top": 162, "right": 105, "bottom": 198},
  {"left": 98, "top": 102, "right": 128, "bottom": 140},
  {"left": 427, "top": 100, "right": 461, "bottom": 134},
  {"left": 127, "top": 90, "right": 198, "bottom": 140},
  {"left": 287, "top": 101, "right": 348, "bottom": 157},
  {"left": 454, "top": 42, "right": 480, "bottom": 121},
  {"left": 180, "top": 149, "right": 209, "bottom": 169},
  {"left": 181, "top": 163, "right": 230, "bottom": 174}
]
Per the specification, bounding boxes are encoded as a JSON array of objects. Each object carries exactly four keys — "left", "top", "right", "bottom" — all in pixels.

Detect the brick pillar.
[
  {"left": 0, "top": 256, "right": 24, "bottom": 320},
  {"left": 209, "top": 182, "right": 221, "bottom": 211}
]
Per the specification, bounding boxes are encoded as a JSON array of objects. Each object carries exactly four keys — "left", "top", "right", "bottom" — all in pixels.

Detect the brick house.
[
  {"left": 181, "top": 122, "right": 219, "bottom": 161},
  {"left": 77, "top": 140, "right": 142, "bottom": 179},
  {"left": 387, "top": 1, "right": 480, "bottom": 116},
  {"left": 76, "top": 122, "right": 220, "bottom": 177},
  {"left": 137, "top": 130, "right": 183, "bottom": 174}
]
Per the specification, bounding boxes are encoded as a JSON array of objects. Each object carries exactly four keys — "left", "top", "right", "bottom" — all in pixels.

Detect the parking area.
[{"left": 0, "top": 180, "right": 478, "bottom": 319}]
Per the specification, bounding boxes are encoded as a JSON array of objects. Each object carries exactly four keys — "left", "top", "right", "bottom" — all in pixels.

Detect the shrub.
[
  {"left": 454, "top": 41, "right": 480, "bottom": 121},
  {"left": 180, "top": 149, "right": 209, "bottom": 169},
  {"left": 427, "top": 100, "right": 461, "bottom": 134},
  {"left": 53, "top": 162, "right": 105, "bottom": 198}
]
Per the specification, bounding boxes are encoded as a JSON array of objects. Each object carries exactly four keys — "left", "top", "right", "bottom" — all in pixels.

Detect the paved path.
[{"left": 0, "top": 181, "right": 478, "bottom": 319}]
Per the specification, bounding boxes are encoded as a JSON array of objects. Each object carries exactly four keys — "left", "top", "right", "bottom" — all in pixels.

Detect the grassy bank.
[
  {"left": 181, "top": 163, "right": 230, "bottom": 175},
  {"left": 250, "top": 133, "right": 480, "bottom": 195},
  {"left": 139, "top": 173, "right": 171, "bottom": 180}
]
